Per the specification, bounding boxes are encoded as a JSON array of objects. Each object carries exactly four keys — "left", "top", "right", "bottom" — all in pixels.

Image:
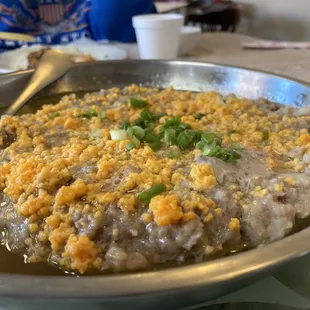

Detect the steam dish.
[{"left": 1, "top": 84, "right": 310, "bottom": 275}]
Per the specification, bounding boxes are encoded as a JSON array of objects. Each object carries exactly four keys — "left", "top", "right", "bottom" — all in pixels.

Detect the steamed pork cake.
[{"left": 0, "top": 85, "right": 310, "bottom": 274}]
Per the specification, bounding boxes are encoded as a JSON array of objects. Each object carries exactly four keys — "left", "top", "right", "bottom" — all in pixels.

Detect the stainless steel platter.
[{"left": 1, "top": 60, "right": 310, "bottom": 310}]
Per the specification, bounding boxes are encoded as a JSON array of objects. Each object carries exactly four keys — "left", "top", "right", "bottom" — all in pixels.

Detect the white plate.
[{"left": 0, "top": 38, "right": 127, "bottom": 73}]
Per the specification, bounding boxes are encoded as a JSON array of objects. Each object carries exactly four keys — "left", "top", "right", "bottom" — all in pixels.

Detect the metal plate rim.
[{"left": 0, "top": 60, "right": 310, "bottom": 300}]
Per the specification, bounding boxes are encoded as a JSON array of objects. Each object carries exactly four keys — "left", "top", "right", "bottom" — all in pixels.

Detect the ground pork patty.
[{"left": 0, "top": 85, "right": 310, "bottom": 275}]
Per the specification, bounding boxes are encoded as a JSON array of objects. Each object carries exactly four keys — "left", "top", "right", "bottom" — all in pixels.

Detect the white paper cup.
[{"left": 133, "top": 14, "right": 184, "bottom": 60}]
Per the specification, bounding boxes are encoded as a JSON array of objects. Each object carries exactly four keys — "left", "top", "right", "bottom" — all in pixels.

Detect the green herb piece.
[
  {"left": 196, "top": 141, "right": 205, "bottom": 150},
  {"left": 154, "top": 112, "right": 167, "bottom": 120},
  {"left": 262, "top": 131, "right": 269, "bottom": 141},
  {"left": 129, "top": 98, "right": 148, "bottom": 109},
  {"left": 127, "top": 126, "right": 145, "bottom": 141},
  {"left": 120, "top": 121, "right": 131, "bottom": 130},
  {"left": 162, "top": 116, "right": 181, "bottom": 129},
  {"left": 132, "top": 136, "right": 141, "bottom": 146},
  {"left": 203, "top": 144, "right": 222, "bottom": 157},
  {"left": 179, "top": 123, "right": 192, "bottom": 130},
  {"left": 49, "top": 112, "right": 60, "bottom": 119},
  {"left": 133, "top": 117, "right": 145, "bottom": 128},
  {"left": 231, "top": 142, "right": 244, "bottom": 150},
  {"left": 98, "top": 111, "right": 106, "bottom": 119},
  {"left": 228, "top": 129, "right": 240, "bottom": 135},
  {"left": 195, "top": 113, "right": 205, "bottom": 120},
  {"left": 164, "top": 128, "right": 177, "bottom": 145},
  {"left": 144, "top": 126, "right": 154, "bottom": 136},
  {"left": 110, "top": 129, "right": 128, "bottom": 141},
  {"left": 78, "top": 108, "right": 98, "bottom": 119},
  {"left": 201, "top": 132, "right": 222, "bottom": 146},
  {"left": 203, "top": 144, "right": 241, "bottom": 163},
  {"left": 137, "top": 184, "right": 167, "bottom": 204},
  {"left": 140, "top": 109, "right": 154, "bottom": 122},
  {"left": 149, "top": 140, "right": 162, "bottom": 151},
  {"left": 144, "top": 133, "right": 159, "bottom": 143},
  {"left": 125, "top": 142, "right": 136, "bottom": 151},
  {"left": 168, "top": 150, "right": 181, "bottom": 159},
  {"left": 177, "top": 130, "right": 195, "bottom": 150}
]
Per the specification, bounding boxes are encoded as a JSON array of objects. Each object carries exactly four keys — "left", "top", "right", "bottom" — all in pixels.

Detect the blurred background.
[{"left": 157, "top": 0, "right": 310, "bottom": 41}]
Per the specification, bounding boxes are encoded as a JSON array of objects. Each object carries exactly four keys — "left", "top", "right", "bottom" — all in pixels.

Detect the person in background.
[
  {"left": 0, "top": 0, "right": 156, "bottom": 50},
  {"left": 89, "top": 0, "right": 157, "bottom": 43}
]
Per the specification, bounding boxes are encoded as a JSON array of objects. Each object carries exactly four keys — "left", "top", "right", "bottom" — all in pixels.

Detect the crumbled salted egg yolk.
[
  {"left": 55, "top": 179, "right": 89, "bottom": 205},
  {"left": 62, "top": 234, "right": 97, "bottom": 274},
  {"left": 149, "top": 194, "right": 183, "bottom": 226},
  {"left": 189, "top": 164, "right": 217, "bottom": 190}
]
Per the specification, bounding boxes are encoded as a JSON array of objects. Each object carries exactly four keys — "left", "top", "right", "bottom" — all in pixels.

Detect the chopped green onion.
[
  {"left": 149, "top": 140, "right": 162, "bottom": 151},
  {"left": 168, "top": 150, "right": 181, "bottom": 159},
  {"left": 201, "top": 132, "right": 222, "bottom": 146},
  {"left": 164, "top": 128, "right": 177, "bottom": 145},
  {"left": 131, "top": 136, "right": 141, "bottom": 146},
  {"left": 110, "top": 129, "right": 128, "bottom": 141},
  {"left": 144, "top": 126, "right": 154, "bottom": 136},
  {"left": 127, "top": 126, "right": 145, "bottom": 141},
  {"left": 231, "top": 142, "right": 244, "bottom": 150},
  {"left": 177, "top": 130, "right": 195, "bottom": 150},
  {"left": 162, "top": 116, "right": 181, "bottom": 129},
  {"left": 228, "top": 129, "right": 240, "bottom": 135},
  {"left": 154, "top": 112, "right": 167, "bottom": 120},
  {"left": 262, "top": 131, "right": 269, "bottom": 141},
  {"left": 195, "top": 113, "right": 205, "bottom": 120},
  {"left": 98, "top": 111, "right": 106, "bottom": 119},
  {"left": 203, "top": 144, "right": 222, "bottom": 157},
  {"left": 134, "top": 117, "right": 145, "bottom": 128},
  {"left": 49, "top": 112, "right": 60, "bottom": 119},
  {"left": 120, "top": 121, "right": 131, "bottom": 130},
  {"left": 137, "top": 184, "right": 167, "bottom": 204},
  {"left": 179, "top": 123, "right": 192, "bottom": 130},
  {"left": 196, "top": 141, "right": 205, "bottom": 150},
  {"left": 78, "top": 108, "right": 98, "bottom": 119},
  {"left": 140, "top": 109, "right": 153, "bottom": 122},
  {"left": 126, "top": 142, "right": 136, "bottom": 151},
  {"left": 144, "top": 133, "right": 159, "bottom": 143},
  {"left": 203, "top": 144, "right": 241, "bottom": 163},
  {"left": 129, "top": 98, "right": 148, "bottom": 109}
]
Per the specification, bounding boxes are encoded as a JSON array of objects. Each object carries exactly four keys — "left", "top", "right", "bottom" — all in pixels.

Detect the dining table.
[{"left": 1, "top": 32, "right": 310, "bottom": 310}]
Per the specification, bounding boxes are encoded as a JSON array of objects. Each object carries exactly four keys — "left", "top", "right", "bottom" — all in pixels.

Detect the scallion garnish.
[
  {"left": 126, "top": 142, "right": 136, "bottom": 151},
  {"left": 162, "top": 116, "right": 181, "bottom": 129},
  {"left": 262, "top": 131, "right": 269, "bottom": 141},
  {"left": 78, "top": 108, "right": 98, "bottom": 119},
  {"left": 195, "top": 113, "right": 205, "bottom": 120},
  {"left": 154, "top": 112, "right": 167, "bottom": 120},
  {"left": 203, "top": 144, "right": 241, "bottom": 162},
  {"left": 201, "top": 132, "right": 222, "bottom": 146},
  {"left": 110, "top": 129, "right": 128, "bottom": 141},
  {"left": 231, "top": 142, "right": 244, "bottom": 150},
  {"left": 129, "top": 98, "right": 148, "bottom": 109},
  {"left": 196, "top": 141, "right": 205, "bottom": 150},
  {"left": 137, "top": 184, "right": 167, "bottom": 204},
  {"left": 120, "top": 121, "right": 131, "bottom": 130},
  {"left": 140, "top": 109, "right": 153, "bottom": 122},
  {"left": 228, "top": 129, "right": 240, "bottom": 135},
  {"left": 49, "top": 112, "right": 60, "bottom": 119},
  {"left": 164, "top": 128, "right": 177, "bottom": 145},
  {"left": 168, "top": 150, "right": 181, "bottom": 159},
  {"left": 98, "top": 111, "right": 106, "bottom": 119},
  {"left": 177, "top": 130, "right": 195, "bottom": 150},
  {"left": 144, "top": 133, "right": 159, "bottom": 143},
  {"left": 179, "top": 123, "right": 192, "bottom": 130},
  {"left": 127, "top": 126, "right": 145, "bottom": 141},
  {"left": 149, "top": 140, "right": 162, "bottom": 151}
]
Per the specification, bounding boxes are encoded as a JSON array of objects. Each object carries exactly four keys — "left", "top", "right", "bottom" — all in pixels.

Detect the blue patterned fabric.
[{"left": 0, "top": 0, "right": 156, "bottom": 49}]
